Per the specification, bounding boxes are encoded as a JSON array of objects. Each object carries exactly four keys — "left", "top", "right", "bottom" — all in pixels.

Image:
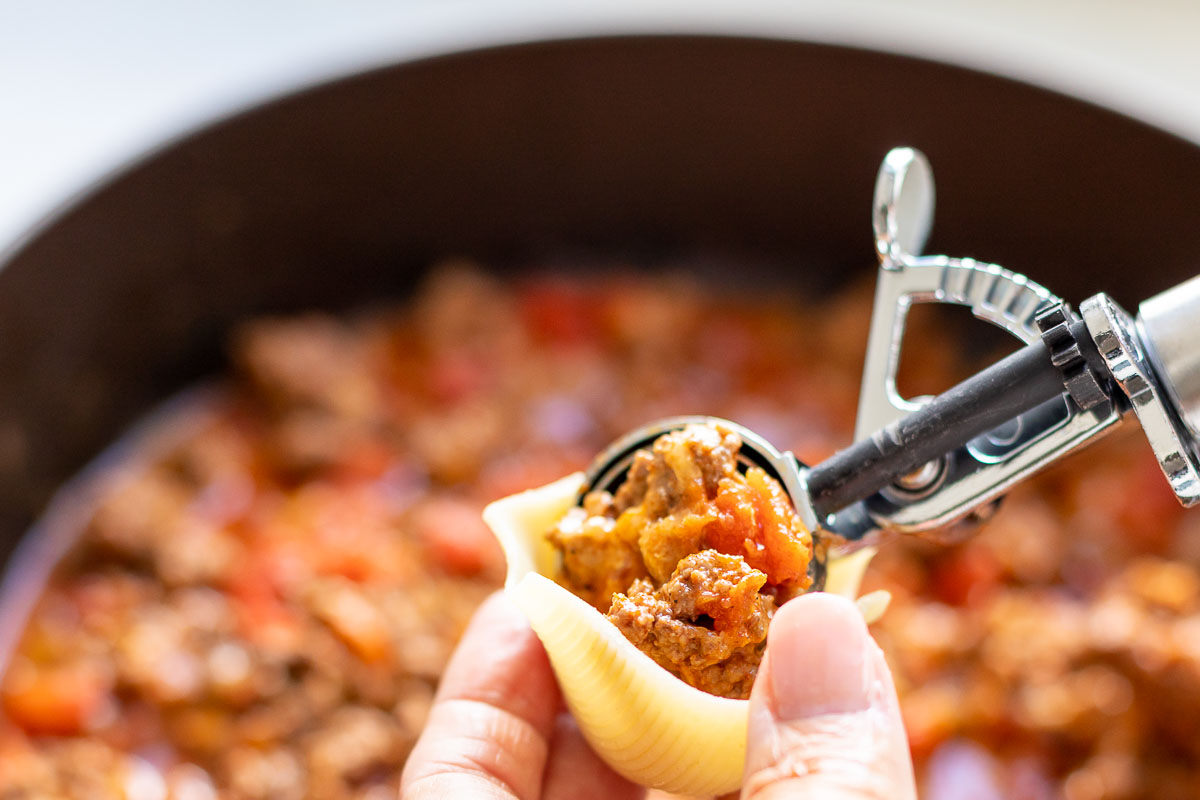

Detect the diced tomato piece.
[
  {"left": 707, "top": 478, "right": 763, "bottom": 562},
  {"left": 330, "top": 440, "right": 396, "bottom": 483},
  {"left": 519, "top": 281, "right": 601, "bottom": 344},
  {"left": 410, "top": 497, "right": 503, "bottom": 576},
  {"left": 749, "top": 468, "right": 815, "bottom": 586},
  {"left": 309, "top": 580, "right": 392, "bottom": 663},
  {"left": 317, "top": 546, "right": 379, "bottom": 583},
  {"left": 930, "top": 544, "right": 1003, "bottom": 607},
  {"left": 225, "top": 556, "right": 300, "bottom": 645},
  {"left": 707, "top": 467, "right": 812, "bottom": 587},
  {"left": 2, "top": 660, "right": 112, "bottom": 736},
  {"left": 428, "top": 354, "right": 490, "bottom": 404}
]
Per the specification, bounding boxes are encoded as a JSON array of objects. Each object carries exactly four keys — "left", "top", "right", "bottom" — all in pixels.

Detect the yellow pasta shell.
[{"left": 483, "top": 473, "right": 889, "bottom": 796}]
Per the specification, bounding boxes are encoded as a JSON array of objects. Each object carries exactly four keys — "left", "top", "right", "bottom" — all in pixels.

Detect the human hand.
[
  {"left": 399, "top": 592, "right": 643, "bottom": 800},
  {"left": 741, "top": 591, "right": 917, "bottom": 800},
  {"left": 401, "top": 591, "right": 915, "bottom": 800}
]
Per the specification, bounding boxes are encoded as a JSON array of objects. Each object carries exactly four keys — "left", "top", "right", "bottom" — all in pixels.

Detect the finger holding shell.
[{"left": 483, "top": 474, "right": 889, "bottom": 796}]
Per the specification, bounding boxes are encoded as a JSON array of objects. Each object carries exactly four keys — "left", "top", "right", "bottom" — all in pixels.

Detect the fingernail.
[{"left": 768, "top": 592, "right": 874, "bottom": 720}]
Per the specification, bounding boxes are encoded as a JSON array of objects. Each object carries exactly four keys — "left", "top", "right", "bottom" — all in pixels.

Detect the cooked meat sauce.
[
  {"left": 0, "top": 262, "right": 1196, "bottom": 799},
  {"left": 609, "top": 552, "right": 774, "bottom": 700},
  {"left": 548, "top": 423, "right": 813, "bottom": 698}
]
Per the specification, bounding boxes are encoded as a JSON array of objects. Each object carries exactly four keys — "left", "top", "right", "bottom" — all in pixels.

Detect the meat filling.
[
  {"left": 547, "top": 422, "right": 814, "bottom": 698},
  {"left": 609, "top": 552, "right": 776, "bottom": 698}
]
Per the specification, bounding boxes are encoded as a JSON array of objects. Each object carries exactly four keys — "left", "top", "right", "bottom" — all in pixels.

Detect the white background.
[{"left": 4, "top": 0, "right": 1200, "bottom": 250}]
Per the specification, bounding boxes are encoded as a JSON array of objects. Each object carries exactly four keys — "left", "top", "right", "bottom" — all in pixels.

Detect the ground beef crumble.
[
  {"left": 609, "top": 552, "right": 776, "bottom": 698},
  {"left": 548, "top": 422, "right": 813, "bottom": 699}
]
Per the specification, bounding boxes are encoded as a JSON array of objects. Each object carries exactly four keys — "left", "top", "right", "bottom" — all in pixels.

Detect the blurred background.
[
  {"left": 6, "top": 0, "right": 1200, "bottom": 250},
  {"left": 5, "top": 4, "right": 1200, "bottom": 800}
]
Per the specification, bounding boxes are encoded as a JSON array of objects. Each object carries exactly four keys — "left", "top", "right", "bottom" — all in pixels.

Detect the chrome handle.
[
  {"left": 1139, "top": 275, "right": 1200, "bottom": 441},
  {"left": 838, "top": 147, "right": 1200, "bottom": 541},
  {"left": 859, "top": 148, "right": 1062, "bottom": 437},
  {"left": 1080, "top": 289, "right": 1200, "bottom": 506},
  {"left": 829, "top": 148, "right": 1125, "bottom": 540}
]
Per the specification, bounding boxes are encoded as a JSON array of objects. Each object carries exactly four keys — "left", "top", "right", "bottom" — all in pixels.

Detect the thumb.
[{"left": 742, "top": 592, "right": 916, "bottom": 800}]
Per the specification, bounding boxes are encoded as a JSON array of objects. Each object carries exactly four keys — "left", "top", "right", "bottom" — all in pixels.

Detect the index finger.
[{"left": 400, "top": 591, "right": 562, "bottom": 800}]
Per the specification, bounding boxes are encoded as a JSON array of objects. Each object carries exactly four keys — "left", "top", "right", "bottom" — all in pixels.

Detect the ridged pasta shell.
[{"left": 483, "top": 473, "right": 889, "bottom": 797}]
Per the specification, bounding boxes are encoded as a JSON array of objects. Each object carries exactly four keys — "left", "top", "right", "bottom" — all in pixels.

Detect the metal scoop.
[
  {"left": 581, "top": 147, "right": 1200, "bottom": 575},
  {"left": 584, "top": 414, "right": 828, "bottom": 589}
]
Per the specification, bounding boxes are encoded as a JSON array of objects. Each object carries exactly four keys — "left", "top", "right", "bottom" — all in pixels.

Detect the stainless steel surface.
[
  {"left": 844, "top": 148, "right": 1124, "bottom": 539},
  {"left": 889, "top": 459, "right": 945, "bottom": 495},
  {"left": 865, "top": 400, "right": 1120, "bottom": 532},
  {"left": 1035, "top": 302, "right": 1109, "bottom": 410},
  {"left": 1083, "top": 293, "right": 1200, "bottom": 506},
  {"left": 857, "top": 148, "right": 1059, "bottom": 439},
  {"left": 821, "top": 149, "right": 1200, "bottom": 534},
  {"left": 829, "top": 185, "right": 1200, "bottom": 535},
  {"left": 1139, "top": 275, "right": 1200, "bottom": 440}
]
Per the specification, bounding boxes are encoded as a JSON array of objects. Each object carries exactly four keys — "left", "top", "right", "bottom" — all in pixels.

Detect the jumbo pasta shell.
[{"left": 483, "top": 473, "right": 889, "bottom": 797}]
